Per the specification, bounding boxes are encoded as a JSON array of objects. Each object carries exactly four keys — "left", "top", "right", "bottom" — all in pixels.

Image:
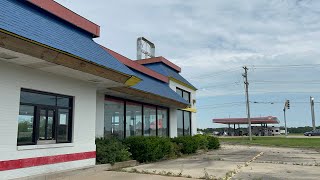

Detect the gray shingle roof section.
[{"left": 0, "top": 0, "right": 135, "bottom": 76}]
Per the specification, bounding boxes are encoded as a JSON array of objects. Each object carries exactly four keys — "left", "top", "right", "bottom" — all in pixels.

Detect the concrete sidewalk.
[
  {"left": 56, "top": 171, "right": 191, "bottom": 180},
  {"left": 54, "top": 144, "right": 320, "bottom": 180},
  {"left": 123, "top": 144, "right": 320, "bottom": 180}
]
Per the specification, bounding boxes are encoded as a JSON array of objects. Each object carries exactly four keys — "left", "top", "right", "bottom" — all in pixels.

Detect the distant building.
[{"left": 212, "top": 116, "right": 280, "bottom": 136}]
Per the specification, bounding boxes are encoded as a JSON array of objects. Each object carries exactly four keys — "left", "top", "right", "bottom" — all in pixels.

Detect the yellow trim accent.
[
  {"left": 182, "top": 108, "right": 197, "bottom": 113},
  {"left": 125, "top": 76, "right": 142, "bottom": 86},
  {"left": 0, "top": 28, "right": 134, "bottom": 79},
  {"left": 169, "top": 77, "right": 197, "bottom": 91}
]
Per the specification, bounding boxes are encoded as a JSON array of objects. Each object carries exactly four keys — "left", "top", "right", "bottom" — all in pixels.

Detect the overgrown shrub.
[
  {"left": 124, "top": 136, "right": 173, "bottom": 163},
  {"left": 169, "top": 141, "right": 183, "bottom": 158},
  {"left": 171, "top": 136, "right": 200, "bottom": 154},
  {"left": 207, "top": 136, "right": 220, "bottom": 149},
  {"left": 96, "top": 138, "right": 131, "bottom": 165},
  {"left": 194, "top": 134, "right": 209, "bottom": 150}
]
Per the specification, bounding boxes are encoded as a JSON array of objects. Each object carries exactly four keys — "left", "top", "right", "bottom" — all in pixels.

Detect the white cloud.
[{"left": 54, "top": 0, "right": 320, "bottom": 127}]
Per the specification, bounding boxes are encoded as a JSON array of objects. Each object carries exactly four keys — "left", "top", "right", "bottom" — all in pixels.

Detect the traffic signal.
[{"left": 287, "top": 100, "right": 290, "bottom": 109}]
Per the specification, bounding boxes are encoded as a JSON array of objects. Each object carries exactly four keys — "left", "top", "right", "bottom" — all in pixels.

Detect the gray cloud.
[{"left": 56, "top": 0, "right": 320, "bottom": 98}]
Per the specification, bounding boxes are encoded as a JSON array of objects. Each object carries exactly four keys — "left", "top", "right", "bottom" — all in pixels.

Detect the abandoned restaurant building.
[{"left": 0, "top": 0, "right": 197, "bottom": 179}]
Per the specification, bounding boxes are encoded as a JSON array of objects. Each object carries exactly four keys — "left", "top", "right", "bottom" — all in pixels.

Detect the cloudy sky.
[{"left": 56, "top": 0, "right": 320, "bottom": 129}]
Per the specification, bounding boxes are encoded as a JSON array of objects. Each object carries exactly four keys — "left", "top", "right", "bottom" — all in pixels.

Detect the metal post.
[
  {"left": 243, "top": 66, "right": 252, "bottom": 141},
  {"left": 283, "top": 108, "right": 287, "bottom": 136},
  {"left": 310, "top": 96, "right": 316, "bottom": 130}
]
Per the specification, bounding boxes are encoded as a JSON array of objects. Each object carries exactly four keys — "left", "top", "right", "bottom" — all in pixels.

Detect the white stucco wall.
[
  {"left": 169, "top": 80, "right": 197, "bottom": 136},
  {"left": 169, "top": 108, "right": 178, "bottom": 137},
  {"left": 0, "top": 61, "right": 97, "bottom": 179},
  {"left": 96, "top": 93, "right": 105, "bottom": 138}
]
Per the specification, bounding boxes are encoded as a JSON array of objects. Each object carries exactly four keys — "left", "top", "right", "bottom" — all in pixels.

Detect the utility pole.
[
  {"left": 310, "top": 96, "right": 316, "bottom": 130},
  {"left": 283, "top": 108, "right": 287, "bottom": 136},
  {"left": 283, "top": 100, "right": 290, "bottom": 136},
  {"left": 243, "top": 66, "right": 252, "bottom": 141}
]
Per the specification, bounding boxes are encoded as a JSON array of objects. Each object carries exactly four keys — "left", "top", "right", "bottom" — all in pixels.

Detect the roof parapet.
[
  {"left": 102, "top": 46, "right": 169, "bottom": 83},
  {"left": 135, "top": 56, "right": 181, "bottom": 73}
]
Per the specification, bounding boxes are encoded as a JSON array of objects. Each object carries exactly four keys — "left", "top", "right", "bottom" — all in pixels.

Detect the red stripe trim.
[
  {"left": 101, "top": 46, "right": 169, "bottom": 83},
  {"left": 0, "top": 151, "right": 96, "bottom": 171},
  {"left": 27, "top": 0, "right": 100, "bottom": 37}
]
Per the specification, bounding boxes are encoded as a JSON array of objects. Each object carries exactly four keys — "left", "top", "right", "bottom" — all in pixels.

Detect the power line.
[
  {"left": 199, "top": 81, "right": 241, "bottom": 90},
  {"left": 197, "top": 102, "right": 245, "bottom": 108},
  {"left": 189, "top": 67, "right": 241, "bottom": 79},
  {"left": 251, "top": 80, "right": 320, "bottom": 84},
  {"left": 252, "top": 63, "right": 320, "bottom": 69},
  {"left": 197, "top": 103, "right": 245, "bottom": 109}
]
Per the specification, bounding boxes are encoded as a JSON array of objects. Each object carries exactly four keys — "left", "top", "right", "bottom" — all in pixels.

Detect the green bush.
[
  {"left": 124, "top": 136, "right": 173, "bottom": 163},
  {"left": 207, "top": 136, "right": 220, "bottom": 149},
  {"left": 169, "top": 141, "right": 183, "bottom": 158},
  {"left": 171, "top": 136, "right": 200, "bottom": 154},
  {"left": 194, "top": 134, "right": 209, "bottom": 150},
  {"left": 96, "top": 138, "right": 131, "bottom": 165}
]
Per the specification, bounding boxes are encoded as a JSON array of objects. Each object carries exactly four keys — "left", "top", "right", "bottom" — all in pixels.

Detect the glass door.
[{"left": 38, "top": 108, "right": 56, "bottom": 143}]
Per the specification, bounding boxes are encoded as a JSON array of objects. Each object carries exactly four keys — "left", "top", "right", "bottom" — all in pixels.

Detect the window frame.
[
  {"left": 105, "top": 96, "right": 170, "bottom": 138},
  {"left": 177, "top": 110, "right": 192, "bottom": 136},
  {"left": 176, "top": 87, "right": 191, "bottom": 103},
  {"left": 18, "top": 88, "right": 73, "bottom": 146}
]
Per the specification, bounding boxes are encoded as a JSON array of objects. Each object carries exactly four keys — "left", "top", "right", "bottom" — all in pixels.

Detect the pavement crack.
[{"left": 225, "top": 151, "right": 264, "bottom": 180}]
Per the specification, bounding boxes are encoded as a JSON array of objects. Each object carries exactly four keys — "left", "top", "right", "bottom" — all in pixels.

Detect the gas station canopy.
[{"left": 213, "top": 116, "right": 280, "bottom": 125}]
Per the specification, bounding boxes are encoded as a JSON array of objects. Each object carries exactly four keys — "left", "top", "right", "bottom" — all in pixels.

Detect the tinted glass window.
[
  {"left": 57, "top": 97, "right": 71, "bottom": 107},
  {"left": 158, "top": 108, "right": 168, "bottom": 137},
  {"left": 126, "top": 102, "right": 142, "bottom": 137},
  {"left": 183, "top": 91, "right": 190, "bottom": 103},
  {"left": 177, "top": 110, "right": 184, "bottom": 137},
  {"left": 176, "top": 88, "right": 183, "bottom": 97},
  {"left": 184, "top": 111, "right": 191, "bottom": 136},
  {"left": 57, "top": 109, "right": 70, "bottom": 142},
  {"left": 105, "top": 99, "right": 125, "bottom": 139},
  {"left": 144, "top": 106, "right": 157, "bottom": 136},
  {"left": 18, "top": 89, "right": 73, "bottom": 146},
  {"left": 20, "top": 91, "right": 56, "bottom": 106},
  {"left": 17, "top": 105, "right": 35, "bottom": 145}
]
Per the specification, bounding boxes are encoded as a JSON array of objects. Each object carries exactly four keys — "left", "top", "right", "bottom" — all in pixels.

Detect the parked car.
[
  {"left": 197, "top": 131, "right": 204, "bottom": 135},
  {"left": 304, "top": 129, "right": 320, "bottom": 136},
  {"left": 212, "top": 131, "right": 220, "bottom": 136}
]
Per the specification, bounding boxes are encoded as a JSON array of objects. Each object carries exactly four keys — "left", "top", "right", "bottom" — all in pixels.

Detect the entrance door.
[{"left": 38, "top": 108, "right": 56, "bottom": 143}]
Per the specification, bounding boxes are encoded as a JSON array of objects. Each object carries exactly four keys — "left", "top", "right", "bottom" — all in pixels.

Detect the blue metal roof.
[
  {"left": 0, "top": 0, "right": 135, "bottom": 76},
  {"left": 131, "top": 69, "right": 189, "bottom": 105},
  {"left": 143, "top": 63, "right": 197, "bottom": 90}
]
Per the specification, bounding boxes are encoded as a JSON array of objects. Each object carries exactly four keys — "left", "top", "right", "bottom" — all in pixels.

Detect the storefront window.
[
  {"left": 177, "top": 110, "right": 191, "bottom": 136},
  {"left": 157, "top": 108, "right": 168, "bottom": 137},
  {"left": 177, "top": 110, "right": 184, "bottom": 137},
  {"left": 18, "top": 89, "right": 73, "bottom": 146},
  {"left": 184, "top": 111, "right": 191, "bottom": 136},
  {"left": 104, "top": 97, "right": 169, "bottom": 138},
  {"left": 126, "top": 102, "right": 142, "bottom": 137},
  {"left": 104, "top": 98, "right": 124, "bottom": 138},
  {"left": 17, "top": 105, "right": 35, "bottom": 145},
  {"left": 144, "top": 106, "right": 157, "bottom": 136},
  {"left": 57, "top": 109, "right": 70, "bottom": 142}
]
